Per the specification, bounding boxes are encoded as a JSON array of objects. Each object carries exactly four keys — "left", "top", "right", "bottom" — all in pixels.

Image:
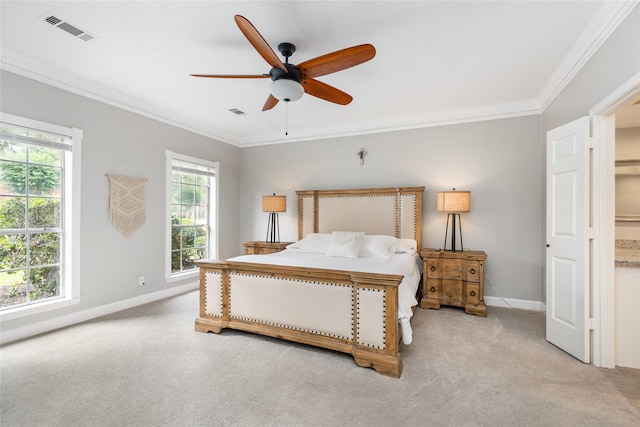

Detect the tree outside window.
[{"left": 0, "top": 126, "right": 67, "bottom": 309}]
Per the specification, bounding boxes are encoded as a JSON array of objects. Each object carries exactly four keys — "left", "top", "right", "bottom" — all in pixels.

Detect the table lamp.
[
  {"left": 263, "top": 194, "right": 286, "bottom": 243},
  {"left": 437, "top": 189, "right": 471, "bottom": 252}
]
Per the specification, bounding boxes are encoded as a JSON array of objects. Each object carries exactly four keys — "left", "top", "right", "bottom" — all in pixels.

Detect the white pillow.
[
  {"left": 395, "top": 238, "right": 417, "bottom": 255},
  {"left": 325, "top": 231, "right": 364, "bottom": 259},
  {"left": 296, "top": 233, "right": 332, "bottom": 253},
  {"left": 359, "top": 235, "right": 398, "bottom": 258}
]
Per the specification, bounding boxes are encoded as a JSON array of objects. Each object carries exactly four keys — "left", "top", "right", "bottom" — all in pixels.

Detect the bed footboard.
[{"left": 194, "top": 260, "right": 404, "bottom": 377}]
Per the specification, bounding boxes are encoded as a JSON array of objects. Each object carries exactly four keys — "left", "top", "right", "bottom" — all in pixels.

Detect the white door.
[{"left": 546, "top": 116, "right": 590, "bottom": 363}]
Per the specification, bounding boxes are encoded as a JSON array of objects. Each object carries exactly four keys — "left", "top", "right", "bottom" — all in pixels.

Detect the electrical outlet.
[{"left": 138, "top": 276, "right": 145, "bottom": 286}]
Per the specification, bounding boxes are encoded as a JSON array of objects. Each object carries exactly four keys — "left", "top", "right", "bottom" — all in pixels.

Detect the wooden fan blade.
[
  {"left": 301, "top": 78, "right": 352, "bottom": 105},
  {"left": 262, "top": 94, "right": 279, "bottom": 111},
  {"left": 298, "top": 44, "right": 375, "bottom": 79},
  {"left": 234, "top": 15, "right": 287, "bottom": 73},
  {"left": 190, "top": 74, "right": 270, "bottom": 79}
]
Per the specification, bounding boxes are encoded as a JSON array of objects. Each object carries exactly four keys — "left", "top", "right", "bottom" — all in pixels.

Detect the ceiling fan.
[{"left": 191, "top": 15, "right": 376, "bottom": 111}]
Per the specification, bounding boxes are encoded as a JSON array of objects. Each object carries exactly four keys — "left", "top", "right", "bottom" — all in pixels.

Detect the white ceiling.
[{"left": 0, "top": 1, "right": 635, "bottom": 146}]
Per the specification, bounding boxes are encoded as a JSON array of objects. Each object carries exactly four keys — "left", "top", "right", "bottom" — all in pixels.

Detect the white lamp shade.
[
  {"left": 271, "top": 79, "right": 304, "bottom": 102},
  {"left": 436, "top": 191, "right": 471, "bottom": 212}
]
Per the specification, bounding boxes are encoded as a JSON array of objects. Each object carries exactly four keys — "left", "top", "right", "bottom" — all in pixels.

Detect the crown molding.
[
  {"left": 537, "top": 0, "right": 639, "bottom": 112},
  {"left": 0, "top": 48, "right": 242, "bottom": 147},
  {"left": 237, "top": 100, "right": 541, "bottom": 147}
]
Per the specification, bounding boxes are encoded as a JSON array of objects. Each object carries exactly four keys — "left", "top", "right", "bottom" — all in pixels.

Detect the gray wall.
[
  {"left": 239, "top": 116, "right": 543, "bottom": 303},
  {"left": 1, "top": 70, "right": 241, "bottom": 334}
]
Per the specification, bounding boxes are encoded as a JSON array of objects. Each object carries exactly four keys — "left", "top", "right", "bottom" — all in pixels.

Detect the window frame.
[
  {"left": 165, "top": 150, "right": 218, "bottom": 281},
  {"left": 0, "top": 112, "right": 82, "bottom": 319}
]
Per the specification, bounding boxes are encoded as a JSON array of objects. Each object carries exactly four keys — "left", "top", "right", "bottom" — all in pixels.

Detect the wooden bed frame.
[{"left": 195, "top": 186, "right": 424, "bottom": 377}]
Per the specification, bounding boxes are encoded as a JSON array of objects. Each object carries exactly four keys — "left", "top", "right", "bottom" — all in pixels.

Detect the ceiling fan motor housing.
[{"left": 270, "top": 63, "right": 301, "bottom": 83}]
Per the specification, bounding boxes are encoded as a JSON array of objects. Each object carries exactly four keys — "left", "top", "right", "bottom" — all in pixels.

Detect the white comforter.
[{"left": 227, "top": 248, "right": 422, "bottom": 344}]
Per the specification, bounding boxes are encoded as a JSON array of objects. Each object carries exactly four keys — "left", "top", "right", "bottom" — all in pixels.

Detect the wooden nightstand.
[
  {"left": 243, "top": 241, "right": 292, "bottom": 255},
  {"left": 419, "top": 249, "right": 487, "bottom": 317}
]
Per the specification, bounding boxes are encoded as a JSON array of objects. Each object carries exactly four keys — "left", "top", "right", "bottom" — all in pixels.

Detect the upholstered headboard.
[{"left": 296, "top": 187, "right": 424, "bottom": 249}]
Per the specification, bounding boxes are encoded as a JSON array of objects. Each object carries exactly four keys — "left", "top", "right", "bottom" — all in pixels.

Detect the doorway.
[
  {"left": 612, "top": 100, "right": 640, "bottom": 369},
  {"left": 590, "top": 74, "right": 640, "bottom": 368}
]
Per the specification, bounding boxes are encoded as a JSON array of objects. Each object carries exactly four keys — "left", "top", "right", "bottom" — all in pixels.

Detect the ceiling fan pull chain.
[{"left": 285, "top": 101, "right": 289, "bottom": 136}]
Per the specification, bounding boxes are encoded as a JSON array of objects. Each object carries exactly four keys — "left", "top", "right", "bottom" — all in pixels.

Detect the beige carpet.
[{"left": 1, "top": 290, "right": 639, "bottom": 427}]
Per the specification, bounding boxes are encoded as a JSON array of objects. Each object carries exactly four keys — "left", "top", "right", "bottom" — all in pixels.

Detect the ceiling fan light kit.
[
  {"left": 191, "top": 15, "right": 376, "bottom": 111},
  {"left": 271, "top": 79, "right": 304, "bottom": 102}
]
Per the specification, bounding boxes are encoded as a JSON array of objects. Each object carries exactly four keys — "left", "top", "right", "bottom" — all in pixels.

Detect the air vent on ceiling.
[
  {"left": 45, "top": 16, "right": 62, "bottom": 26},
  {"left": 229, "top": 108, "right": 246, "bottom": 115},
  {"left": 43, "top": 15, "right": 96, "bottom": 42}
]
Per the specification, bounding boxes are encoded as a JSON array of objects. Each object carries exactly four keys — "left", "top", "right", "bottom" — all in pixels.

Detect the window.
[
  {"left": 165, "top": 150, "right": 218, "bottom": 279},
  {"left": 0, "top": 113, "right": 81, "bottom": 315}
]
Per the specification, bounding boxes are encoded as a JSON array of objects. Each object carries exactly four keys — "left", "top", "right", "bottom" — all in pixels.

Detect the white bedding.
[{"left": 227, "top": 248, "right": 422, "bottom": 344}]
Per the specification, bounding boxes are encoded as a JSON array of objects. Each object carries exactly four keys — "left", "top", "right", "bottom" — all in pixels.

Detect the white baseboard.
[
  {"left": 0, "top": 282, "right": 198, "bottom": 345},
  {"left": 485, "top": 296, "right": 546, "bottom": 312}
]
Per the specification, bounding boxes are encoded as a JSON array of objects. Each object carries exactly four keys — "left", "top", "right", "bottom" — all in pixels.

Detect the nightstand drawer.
[
  {"left": 465, "top": 261, "right": 481, "bottom": 282},
  {"left": 425, "top": 279, "right": 439, "bottom": 299},
  {"left": 466, "top": 283, "right": 480, "bottom": 305},
  {"left": 426, "top": 259, "right": 439, "bottom": 278}
]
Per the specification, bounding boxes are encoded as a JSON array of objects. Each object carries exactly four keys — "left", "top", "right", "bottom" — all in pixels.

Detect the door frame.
[{"left": 590, "top": 72, "right": 640, "bottom": 368}]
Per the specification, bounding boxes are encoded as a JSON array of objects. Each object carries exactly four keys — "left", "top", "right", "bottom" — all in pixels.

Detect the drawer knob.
[
  {"left": 430, "top": 286, "right": 436, "bottom": 292},
  {"left": 470, "top": 268, "right": 476, "bottom": 274},
  {"left": 430, "top": 266, "right": 436, "bottom": 272},
  {"left": 469, "top": 290, "right": 476, "bottom": 297}
]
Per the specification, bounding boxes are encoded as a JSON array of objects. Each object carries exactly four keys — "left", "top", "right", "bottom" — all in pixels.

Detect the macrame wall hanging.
[{"left": 106, "top": 174, "right": 148, "bottom": 236}]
